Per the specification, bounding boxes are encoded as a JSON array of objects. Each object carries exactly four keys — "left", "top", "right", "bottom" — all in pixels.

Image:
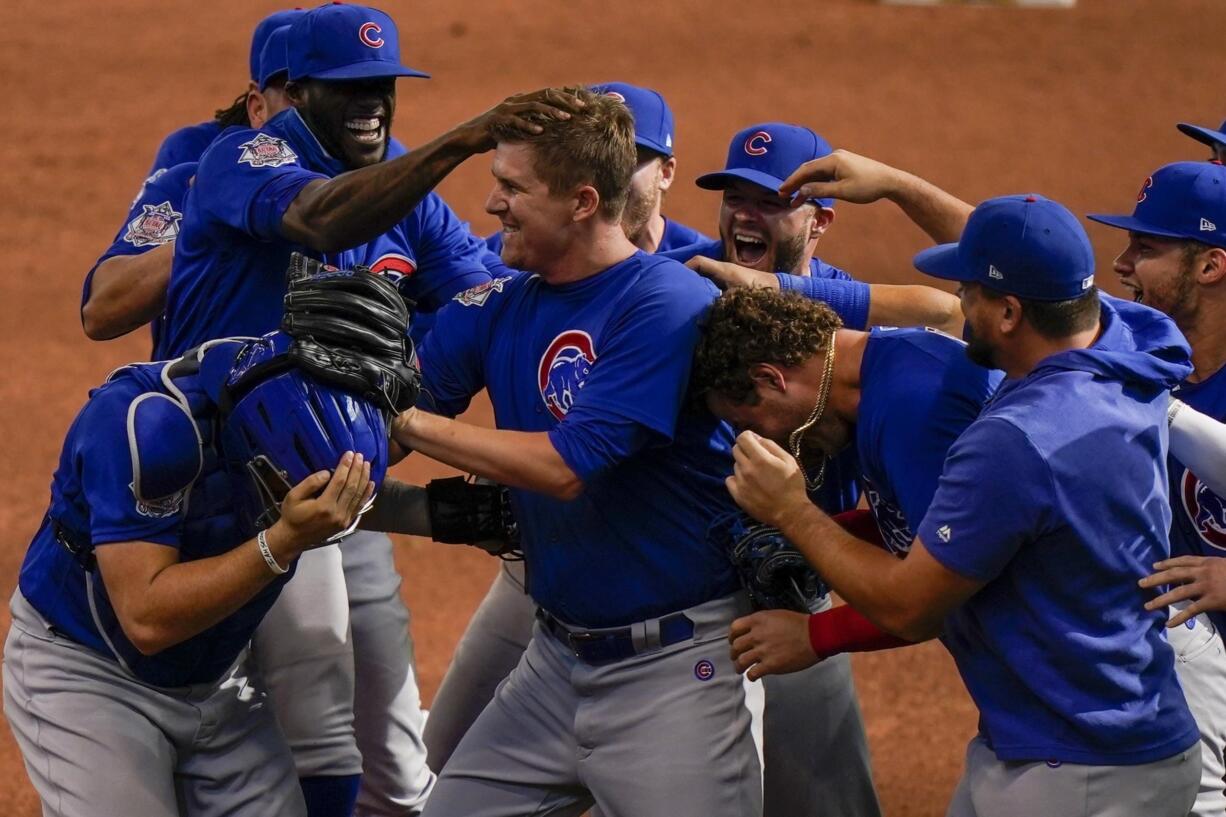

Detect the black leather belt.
[{"left": 536, "top": 608, "right": 695, "bottom": 666}]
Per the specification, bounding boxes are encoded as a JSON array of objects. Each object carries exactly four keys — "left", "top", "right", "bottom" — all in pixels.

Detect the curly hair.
[
  {"left": 489, "top": 86, "right": 636, "bottom": 221},
  {"left": 214, "top": 90, "right": 252, "bottom": 129},
  {"left": 693, "top": 288, "right": 843, "bottom": 405}
]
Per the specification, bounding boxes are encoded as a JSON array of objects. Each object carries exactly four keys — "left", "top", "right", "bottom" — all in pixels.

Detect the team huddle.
[{"left": 7, "top": 3, "right": 1226, "bottom": 817}]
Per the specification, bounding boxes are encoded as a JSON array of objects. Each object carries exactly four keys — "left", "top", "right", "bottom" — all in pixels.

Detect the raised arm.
[{"left": 82, "top": 244, "right": 174, "bottom": 340}]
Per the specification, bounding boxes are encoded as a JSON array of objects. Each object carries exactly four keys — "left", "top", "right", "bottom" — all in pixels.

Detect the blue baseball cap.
[
  {"left": 1087, "top": 162, "right": 1226, "bottom": 250},
  {"left": 258, "top": 25, "right": 293, "bottom": 89},
  {"left": 287, "top": 4, "right": 430, "bottom": 82},
  {"left": 1177, "top": 118, "right": 1226, "bottom": 149},
  {"left": 696, "top": 123, "right": 835, "bottom": 208},
  {"left": 250, "top": 10, "right": 305, "bottom": 83},
  {"left": 589, "top": 82, "right": 674, "bottom": 157},
  {"left": 914, "top": 194, "right": 1096, "bottom": 301}
]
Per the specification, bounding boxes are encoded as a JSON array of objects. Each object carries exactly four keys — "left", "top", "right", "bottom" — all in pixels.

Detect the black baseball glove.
[
  {"left": 426, "top": 475, "right": 521, "bottom": 559},
  {"left": 708, "top": 510, "right": 828, "bottom": 612},
  {"left": 280, "top": 253, "right": 420, "bottom": 415}
]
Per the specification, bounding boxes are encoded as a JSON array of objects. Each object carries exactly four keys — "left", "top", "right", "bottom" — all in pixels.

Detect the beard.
[
  {"left": 963, "top": 323, "right": 997, "bottom": 369},
  {"left": 622, "top": 179, "right": 661, "bottom": 245},
  {"left": 773, "top": 231, "right": 810, "bottom": 275}
]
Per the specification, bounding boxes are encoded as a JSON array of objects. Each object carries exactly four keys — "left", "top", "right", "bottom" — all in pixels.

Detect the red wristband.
[{"left": 808, "top": 604, "right": 910, "bottom": 660}]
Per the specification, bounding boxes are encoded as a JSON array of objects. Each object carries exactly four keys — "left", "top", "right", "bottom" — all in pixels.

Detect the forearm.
[
  {"left": 777, "top": 503, "right": 933, "bottom": 638},
  {"left": 359, "top": 478, "right": 431, "bottom": 536},
  {"left": 866, "top": 284, "right": 963, "bottom": 335},
  {"left": 393, "top": 410, "right": 582, "bottom": 500},
  {"left": 887, "top": 173, "right": 973, "bottom": 244},
  {"left": 1170, "top": 400, "right": 1226, "bottom": 497},
  {"left": 281, "top": 129, "right": 477, "bottom": 253},
  {"left": 81, "top": 244, "right": 174, "bottom": 340}
]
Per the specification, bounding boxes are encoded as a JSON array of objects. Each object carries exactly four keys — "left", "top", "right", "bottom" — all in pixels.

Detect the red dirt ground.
[{"left": 2, "top": 1, "right": 1222, "bottom": 814}]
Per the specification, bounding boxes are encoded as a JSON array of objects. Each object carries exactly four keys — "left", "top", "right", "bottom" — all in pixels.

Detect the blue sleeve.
[
  {"left": 77, "top": 390, "right": 193, "bottom": 548},
  {"left": 82, "top": 162, "right": 196, "bottom": 310},
  {"left": 916, "top": 418, "right": 1054, "bottom": 581},
  {"left": 194, "top": 129, "right": 324, "bottom": 241},
  {"left": 547, "top": 270, "right": 715, "bottom": 480},
  {"left": 395, "top": 194, "right": 493, "bottom": 311},
  {"left": 417, "top": 296, "right": 489, "bottom": 418},
  {"left": 809, "top": 257, "right": 854, "bottom": 281},
  {"left": 146, "top": 123, "right": 218, "bottom": 176},
  {"left": 777, "top": 274, "right": 870, "bottom": 330}
]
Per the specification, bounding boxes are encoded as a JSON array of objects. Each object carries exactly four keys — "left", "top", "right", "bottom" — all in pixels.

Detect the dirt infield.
[{"left": 2, "top": 0, "right": 1222, "bottom": 813}]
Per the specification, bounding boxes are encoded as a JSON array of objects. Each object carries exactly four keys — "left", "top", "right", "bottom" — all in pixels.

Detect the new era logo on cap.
[
  {"left": 988, "top": 265, "right": 1004, "bottom": 280},
  {"left": 1202, "top": 218, "right": 1218, "bottom": 232}
]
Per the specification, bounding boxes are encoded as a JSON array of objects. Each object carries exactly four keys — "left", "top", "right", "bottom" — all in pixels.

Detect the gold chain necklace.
[{"left": 787, "top": 333, "right": 837, "bottom": 492}]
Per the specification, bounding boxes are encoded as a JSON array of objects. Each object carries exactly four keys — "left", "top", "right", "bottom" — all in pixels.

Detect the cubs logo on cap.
[
  {"left": 1087, "top": 161, "right": 1226, "bottom": 251},
  {"left": 696, "top": 123, "right": 836, "bottom": 208},
  {"left": 538, "top": 331, "right": 596, "bottom": 420},
  {"left": 288, "top": 4, "right": 430, "bottom": 82},
  {"left": 588, "top": 82, "right": 675, "bottom": 157}
]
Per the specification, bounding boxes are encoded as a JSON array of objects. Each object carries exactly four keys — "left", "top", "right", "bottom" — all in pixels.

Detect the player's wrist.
[{"left": 261, "top": 521, "right": 301, "bottom": 568}]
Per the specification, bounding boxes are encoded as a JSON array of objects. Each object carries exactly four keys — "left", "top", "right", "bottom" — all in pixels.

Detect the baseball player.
[
  {"left": 728, "top": 193, "right": 1200, "bottom": 817},
  {"left": 2, "top": 331, "right": 384, "bottom": 817},
  {"left": 82, "top": 9, "right": 304, "bottom": 344},
  {"left": 1178, "top": 118, "right": 1226, "bottom": 163},
  {"left": 691, "top": 286, "right": 1000, "bottom": 674},
  {"left": 666, "top": 128, "right": 966, "bottom": 334},
  {"left": 395, "top": 87, "right": 760, "bottom": 817},
  {"left": 485, "top": 81, "right": 711, "bottom": 257},
  {"left": 1087, "top": 161, "right": 1226, "bottom": 816}
]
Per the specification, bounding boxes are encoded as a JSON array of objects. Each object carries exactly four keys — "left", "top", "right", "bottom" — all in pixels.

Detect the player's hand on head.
[
  {"left": 459, "top": 88, "right": 586, "bottom": 154},
  {"left": 272, "top": 451, "right": 375, "bottom": 555},
  {"left": 778, "top": 149, "right": 903, "bottom": 208},
  {"left": 729, "top": 610, "right": 819, "bottom": 680},
  {"left": 685, "top": 257, "right": 781, "bottom": 291},
  {"left": 726, "top": 431, "right": 811, "bottom": 530},
  {"left": 1140, "top": 555, "right": 1226, "bottom": 626}
]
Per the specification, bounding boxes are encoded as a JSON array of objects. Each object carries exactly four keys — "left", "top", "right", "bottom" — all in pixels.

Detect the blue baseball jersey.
[
  {"left": 484, "top": 216, "right": 712, "bottom": 257},
  {"left": 147, "top": 120, "right": 223, "bottom": 178},
  {"left": 856, "top": 327, "right": 1001, "bottom": 554},
  {"left": 419, "top": 253, "right": 741, "bottom": 627},
  {"left": 917, "top": 296, "right": 1198, "bottom": 765},
  {"left": 83, "top": 162, "right": 197, "bottom": 353},
  {"left": 1168, "top": 365, "right": 1226, "bottom": 639},
  {"left": 18, "top": 351, "right": 291, "bottom": 688},
  {"left": 161, "top": 109, "right": 490, "bottom": 357}
]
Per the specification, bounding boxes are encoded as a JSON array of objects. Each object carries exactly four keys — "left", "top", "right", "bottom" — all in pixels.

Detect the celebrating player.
[
  {"left": 689, "top": 287, "right": 1001, "bottom": 678},
  {"left": 726, "top": 193, "right": 1200, "bottom": 817},
  {"left": 1088, "top": 161, "right": 1226, "bottom": 816},
  {"left": 2, "top": 330, "right": 385, "bottom": 817},
  {"left": 395, "top": 87, "right": 760, "bottom": 817}
]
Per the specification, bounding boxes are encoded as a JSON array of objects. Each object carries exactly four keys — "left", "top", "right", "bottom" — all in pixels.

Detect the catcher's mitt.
[
  {"left": 280, "top": 253, "right": 420, "bottom": 415},
  {"left": 708, "top": 510, "right": 828, "bottom": 612},
  {"left": 427, "top": 475, "right": 521, "bottom": 559}
]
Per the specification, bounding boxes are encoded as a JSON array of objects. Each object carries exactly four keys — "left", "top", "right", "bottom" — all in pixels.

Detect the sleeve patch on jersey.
[
  {"left": 452, "top": 275, "right": 512, "bottom": 307},
  {"left": 127, "top": 393, "right": 203, "bottom": 518},
  {"left": 237, "top": 133, "right": 299, "bottom": 168},
  {"left": 123, "top": 201, "right": 182, "bottom": 247}
]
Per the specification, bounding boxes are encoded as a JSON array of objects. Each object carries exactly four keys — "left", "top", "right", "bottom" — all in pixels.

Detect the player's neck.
[
  {"left": 828, "top": 329, "right": 867, "bottom": 424},
  {"left": 630, "top": 213, "right": 666, "bottom": 254},
  {"left": 1180, "top": 302, "right": 1226, "bottom": 383},
  {"left": 537, "top": 223, "right": 638, "bottom": 286}
]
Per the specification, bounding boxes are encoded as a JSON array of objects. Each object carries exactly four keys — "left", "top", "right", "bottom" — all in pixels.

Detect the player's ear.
[
  {"left": 749, "top": 363, "right": 786, "bottom": 395},
  {"left": 573, "top": 185, "right": 601, "bottom": 222},
  {"left": 810, "top": 206, "right": 835, "bottom": 240},
  {"left": 1196, "top": 247, "right": 1226, "bottom": 285},
  {"left": 247, "top": 88, "right": 269, "bottom": 130},
  {"left": 999, "top": 295, "right": 1023, "bottom": 335},
  {"left": 658, "top": 157, "right": 677, "bottom": 192}
]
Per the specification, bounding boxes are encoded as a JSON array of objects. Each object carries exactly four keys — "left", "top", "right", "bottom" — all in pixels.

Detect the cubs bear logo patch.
[
  {"left": 453, "top": 275, "right": 512, "bottom": 307},
  {"left": 368, "top": 253, "right": 417, "bottom": 285},
  {"left": 538, "top": 331, "right": 596, "bottom": 421},
  {"left": 1181, "top": 468, "right": 1226, "bottom": 551},
  {"left": 237, "top": 133, "right": 298, "bottom": 168},
  {"left": 123, "top": 201, "right": 182, "bottom": 247}
]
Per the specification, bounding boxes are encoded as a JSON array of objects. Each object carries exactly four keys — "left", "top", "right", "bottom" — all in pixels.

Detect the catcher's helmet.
[{"left": 205, "top": 332, "right": 388, "bottom": 536}]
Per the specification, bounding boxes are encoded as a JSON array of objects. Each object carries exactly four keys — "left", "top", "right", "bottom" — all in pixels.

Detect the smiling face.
[
  {"left": 718, "top": 179, "right": 825, "bottom": 274},
  {"left": 288, "top": 76, "right": 396, "bottom": 169},
  {"left": 485, "top": 142, "right": 582, "bottom": 275},
  {"left": 1111, "top": 232, "right": 1199, "bottom": 325}
]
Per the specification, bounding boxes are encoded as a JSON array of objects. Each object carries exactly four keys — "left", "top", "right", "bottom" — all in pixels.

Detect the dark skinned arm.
[{"left": 81, "top": 242, "right": 174, "bottom": 340}]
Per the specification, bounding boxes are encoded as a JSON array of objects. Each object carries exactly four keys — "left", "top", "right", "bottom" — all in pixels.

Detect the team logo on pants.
[
  {"left": 538, "top": 330, "right": 596, "bottom": 420},
  {"left": 237, "top": 134, "right": 299, "bottom": 168},
  {"left": 1181, "top": 468, "right": 1226, "bottom": 551},
  {"left": 123, "top": 201, "right": 181, "bottom": 247}
]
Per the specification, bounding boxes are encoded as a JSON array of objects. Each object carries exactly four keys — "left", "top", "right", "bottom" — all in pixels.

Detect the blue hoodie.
[{"left": 916, "top": 294, "right": 1198, "bottom": 765}]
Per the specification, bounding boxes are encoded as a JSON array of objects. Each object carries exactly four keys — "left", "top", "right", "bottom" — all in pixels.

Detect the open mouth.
[
  {"left": 732, "top": 233, "right": 768, "bottom": 267},
  {"left": 345, "top": 116, "right": 384, "bottom": 146},
  {"left": 1121, "top": 280, "right": 1143, "bottom": 303}
]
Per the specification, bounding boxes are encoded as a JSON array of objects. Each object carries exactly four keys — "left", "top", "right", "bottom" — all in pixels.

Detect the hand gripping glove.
[{"left": 708, "top": 510, "right": 828, "bottom": 612}]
